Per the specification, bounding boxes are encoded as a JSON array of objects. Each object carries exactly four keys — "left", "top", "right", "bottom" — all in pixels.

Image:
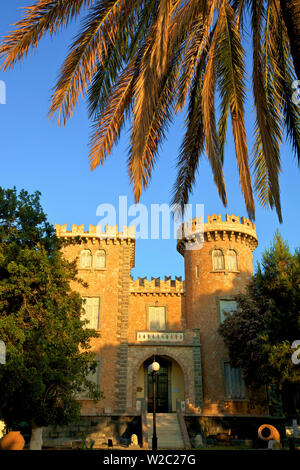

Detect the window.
[
  {"left": 196, "top": 265, "right": 199, "bottom": 278},
  {"left": 212, "top": 249, "right": 225, "bottom": 271},
  {"left": 224, "top": 361, "right": 246, "bottom": 399},
  {"left": 148, "top": 306, "right": 166, "bottom": 331},
  {"left": 80, "top": 249, "right": 92, "bottom": 269},
  {"left": 219, "top": 300, "right": 238, "bottom": 323},
  {"left": 227, "top": 249, "right": 238, "bottom": 271},
  {"left": 94, "top": 249, "right": 106, "bottom": 269},
  {"left": 78, "top": 360, "right": 101, "bottom": 399},
  {"left": 86, "top": 361, "right": 101, "bottom": 387},
  {"left": 82, "top": 297, "right": 100, "bottom": 329}
]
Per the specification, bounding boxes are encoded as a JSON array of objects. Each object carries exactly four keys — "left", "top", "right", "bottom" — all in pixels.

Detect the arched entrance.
[{"left": 136, "top": 355, "right": 185, "bottom": 413}]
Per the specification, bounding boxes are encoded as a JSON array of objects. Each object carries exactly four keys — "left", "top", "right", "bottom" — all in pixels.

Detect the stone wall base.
[
  {"left": 185, "top": 415, "right": 285, "bottom": 448},
  {"left": 42, "top": 416, "right": 141, "bottom": 449}
]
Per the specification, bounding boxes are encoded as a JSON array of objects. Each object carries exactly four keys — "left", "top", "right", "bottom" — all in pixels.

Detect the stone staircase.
[{"left": 146, "top": 413, "right": 185, "bottom": 449}]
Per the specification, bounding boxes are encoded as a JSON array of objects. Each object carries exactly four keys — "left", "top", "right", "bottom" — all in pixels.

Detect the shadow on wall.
[{"left": 189, "top": 268, "right": 271, "bottom": 416}]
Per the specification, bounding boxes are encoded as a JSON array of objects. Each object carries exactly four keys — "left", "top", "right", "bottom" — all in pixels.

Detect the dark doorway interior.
[{"left": 145, "top": 356, "right": 170, "bottom": 413}]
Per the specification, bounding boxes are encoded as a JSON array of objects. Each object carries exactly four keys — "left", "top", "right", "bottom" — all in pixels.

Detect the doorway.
[{"left": 145, "top": 357, "right": 171, "bottom": 413}]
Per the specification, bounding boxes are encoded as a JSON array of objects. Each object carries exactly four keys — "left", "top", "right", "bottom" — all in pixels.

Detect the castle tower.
[{"left": 177, "top": 214, "right": 260, "bottom": 414}]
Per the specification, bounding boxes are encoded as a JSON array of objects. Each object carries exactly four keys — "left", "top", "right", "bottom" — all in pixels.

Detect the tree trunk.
[
  {"left": 280, "top": 0, "right": 300, "bottom": 80},
  {"left": 29, "top": 421, "right": 43, "bottom": 450}
]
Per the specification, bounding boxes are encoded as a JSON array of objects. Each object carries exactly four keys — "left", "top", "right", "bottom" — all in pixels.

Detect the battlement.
[
  {"left": 177, "top": 214, "right": 258, "bottom": 255},
  {"left": 130, "top": 276, "right": 185, "bottom": 296},
  {"left": 55, "top": 224, "right": 135, "bottom": 240}
]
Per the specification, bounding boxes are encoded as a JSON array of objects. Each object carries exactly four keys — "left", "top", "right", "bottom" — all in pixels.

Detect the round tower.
[{"left": 177, "top": 213, "right": 258, "bottom": 413}]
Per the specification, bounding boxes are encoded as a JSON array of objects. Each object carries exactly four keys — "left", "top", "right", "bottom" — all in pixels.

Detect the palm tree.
[{"left": 1, "top": 0, "right": 299, "bottom": 222}]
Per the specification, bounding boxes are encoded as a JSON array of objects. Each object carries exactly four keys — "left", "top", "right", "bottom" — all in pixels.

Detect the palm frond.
[
  {"left": 129, "top": 52, "right": 179, "bottom": 202},
  {"left": 251, "top": 0, "right": 282, "bottom": 222},
  {"left": 252, "top": 122, "right": 274, "bottom": 208},
  {"left": 88, "top": 55, "right": 138, "bottom": 170},
  {"left": 87, "top": 31, "right": 127, "bottom": 118},
  {"left": 175, "top": 0, "right": 218, "bottom": 113},
  {"left": 171, "top": 54, "right": 207, "bottom": 210},
  {"left": 201, "top": 18, "right": 227, "bottom": 207},
  {"left": 87, "top": 0, "right": 158, "bottom": 118},
  {"left": 48, "top": 0, "right": 137, "bottom": 124},
  {"left": 150, "top": 0, "right": 171, "bottom": 77},
  {"left": 217, "top": 1, "right": 254, "bottom": 219},
  {"left": 0, "top": 0, "right": 93, "bottom": 70},
  {"left": 273, "top": 2, "right": 300, "bottom": 165}
]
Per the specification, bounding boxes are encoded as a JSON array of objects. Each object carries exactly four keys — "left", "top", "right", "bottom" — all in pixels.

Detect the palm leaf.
[
  {"left": 48, "top": 0, "right": 137, "bottom": 124},
  {"left": 201, "top": 17, "right": 227, "bottom": 207},
  {"left": 217, "top": 1, "right": 255, "bottom": 219},
  {"left": 175, "top": 0, "right": 219, "bottom": 113},
  {"left": 88, "top": 55, "right": 138, "bottom": 170},
  {"left": 129, "top": 49, "right": 179, "bottom": 202},
  {"left": 171, "top": 53, "right": 207, "bottom": 210},
  {"left": 0, "top": 0, "right": 93, "bottom": 70},
  {"left": 87, "top": 0, "right": 158, "bottom": 118},
  {"left": 274, "top": 3, "right": 300, "bottom": 164},
  {"left": 150, "top": 0, "right": 171, "bottom": 77},
  {"left": 251, "top": 0, "right": 282, "bottom": 221}
]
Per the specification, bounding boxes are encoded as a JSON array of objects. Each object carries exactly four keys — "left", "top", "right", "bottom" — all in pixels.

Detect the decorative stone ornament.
[
  {"left": 258, "top": 424, "right": 281, "bottom": 448},
  {"left": 0, "top": 431, "right": 25, "bottom": 450},
  {"left": 130, "top": 434, "right": 138, "bottom": 447}
]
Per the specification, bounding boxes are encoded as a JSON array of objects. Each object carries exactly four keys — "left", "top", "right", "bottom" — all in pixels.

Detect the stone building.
[{"left": 46, "top": 214, "right": 282, "bottom": 448}]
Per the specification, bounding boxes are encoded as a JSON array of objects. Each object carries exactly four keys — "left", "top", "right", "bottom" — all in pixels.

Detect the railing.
[
  {"left": 176, "top": 399, "right": 192, "bottom": 449},
  {"left": 137, "top": 398, "right": 148, "bottom": 449},
  {"left": 136, "top": 331, "right": 184, "bottom": 342}
]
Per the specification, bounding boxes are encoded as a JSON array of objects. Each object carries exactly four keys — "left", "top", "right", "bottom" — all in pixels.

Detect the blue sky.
[{"left": 0, "top": 1, "right": 299, "bottom": 280}]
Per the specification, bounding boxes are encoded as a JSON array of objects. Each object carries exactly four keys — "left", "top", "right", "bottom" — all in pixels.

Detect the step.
[{"left": 146, "top": 413, "right": 184, "bottom": 449}]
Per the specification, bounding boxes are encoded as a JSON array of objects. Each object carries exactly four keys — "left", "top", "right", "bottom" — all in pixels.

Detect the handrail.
[
  {"left": 176, "top": 400, "right": 191, "bottom": 449},
  {"left": 138, "top": 398, "right": 149, "bottom": 449}
]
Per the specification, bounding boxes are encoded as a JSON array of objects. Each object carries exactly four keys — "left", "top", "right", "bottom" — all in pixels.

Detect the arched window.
[
  {"left": 80, "top": 249, "right": 92, "bottom": 269},
  {"left": 212, "top": 249, "right": 225, "bottom": 271},
  {"left": 94, "top": 249, "right": 106, "bottom": 269},
  {"left": 227, "top": 249, "right": 238, "bottom": 271}
]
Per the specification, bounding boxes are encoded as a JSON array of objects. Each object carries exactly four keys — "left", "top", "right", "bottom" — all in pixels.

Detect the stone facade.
[{"left": 54, "top": 214, "right": 270, "bottom": 425}]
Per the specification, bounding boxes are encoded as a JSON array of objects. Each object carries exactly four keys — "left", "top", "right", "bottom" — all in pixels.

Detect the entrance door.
[{"left": 147, "top": 362, "right": 169, "bottom": 413}]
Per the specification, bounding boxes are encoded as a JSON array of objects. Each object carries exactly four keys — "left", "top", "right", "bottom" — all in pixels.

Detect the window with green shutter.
[
  {"left": 223, "top": 361, "right": 246, "bottom": 399},
  {"left": 219, "top": 299, "right": 238, "bottom": 323}
]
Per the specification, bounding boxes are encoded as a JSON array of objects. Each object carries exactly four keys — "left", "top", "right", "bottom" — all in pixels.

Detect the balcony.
[{"left": 136, "top": 331, "right": 184, "bottom": 343}]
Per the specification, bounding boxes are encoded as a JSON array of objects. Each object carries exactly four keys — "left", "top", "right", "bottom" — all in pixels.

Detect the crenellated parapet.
[
  {"left": 55, "top": 223, "right": 135, "bottom": 240},
  {"left": 177, "top": 214, "right": 258, "bottom": 255},
  {"left": 130, "top": 276, "right": 185, "bottom": 296}
]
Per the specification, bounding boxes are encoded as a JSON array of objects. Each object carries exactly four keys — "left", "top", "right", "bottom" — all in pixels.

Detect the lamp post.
[{"left": 148, "top": 359, "right": 160, "bottom": 451}]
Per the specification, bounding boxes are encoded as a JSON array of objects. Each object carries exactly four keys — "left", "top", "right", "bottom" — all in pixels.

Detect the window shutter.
[
  {"left": 80, "top": 250, "right": 92, "bottom": 268},
  {"left": 219, "top": 300, "right": 238, "bottom": 323},
  {"left": 82, "top": 297, "right": 100, "bottom": 329},
  {"left": 87, "top": 361, "right": 100, "bottom": 386},
  {"left": 95, "top": 250, "right": 106, "bottom": 269},
  {"left": 78, "top": 360, "right": 100, "bottom": 399},
  {"left": 148, "top": 306, "right": 166, "bottom": 330},
  {"left": 212, "top": 250, "right": 225, "bottom": 270},
  {"left": 227, "top": 250, "right": 238, "bottom": 271},
  {"left": 224, "top": 362, "right": 246, "bottom": 399}
]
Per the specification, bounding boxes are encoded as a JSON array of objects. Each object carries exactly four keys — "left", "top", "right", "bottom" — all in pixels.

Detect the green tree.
[
  {"left": 1, "top": 1, "right": 300, "bottom": 221},
  {"left": 0, "top": 187, "right": 102, "bottom": 449},
  {"left": 219, "top": 232, "right": 300, "bottom": 417}
]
